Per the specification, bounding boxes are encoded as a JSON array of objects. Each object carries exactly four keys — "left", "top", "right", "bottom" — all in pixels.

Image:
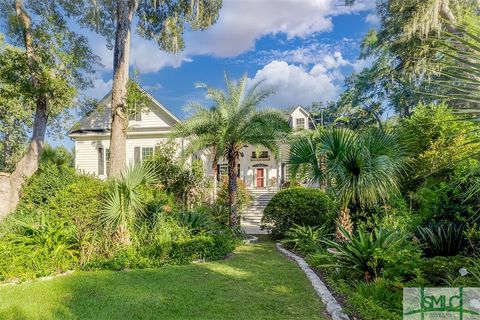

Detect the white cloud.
[
  {"left": 84, "top": 78, "right": 113, "bottom": 99},
  {"left": 365, "top": 13, "right": 380, "bottom": 24},
  {"left": 249, "top": 60, "right": 341, "bottom": 107},
  {"left": 90, "top": 0, "right": 374, "bottom": 73},
  {"left": 185, "top": 0, "right": 375, "bottom": 58}
]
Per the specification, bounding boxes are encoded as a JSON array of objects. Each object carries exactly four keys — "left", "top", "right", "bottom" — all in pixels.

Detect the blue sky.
[{"left": 51, "top": 0, "right": 378, "bottom": 148}]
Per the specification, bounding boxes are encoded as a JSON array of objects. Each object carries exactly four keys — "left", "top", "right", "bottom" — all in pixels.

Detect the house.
[
  {"left": 69, "top": 91, "right": 208, "bottom": 178},
  {"left": 69, "top": 92, "right": 314, "bottom": 189}
]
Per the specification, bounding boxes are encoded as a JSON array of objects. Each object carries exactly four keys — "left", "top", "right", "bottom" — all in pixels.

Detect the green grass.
[{"left": 0, "top": 242, "right": 325, "bottom": 320}]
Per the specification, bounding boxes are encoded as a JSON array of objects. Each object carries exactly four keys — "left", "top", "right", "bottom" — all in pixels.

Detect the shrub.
[
  {"left": 323, "top": 228, "right": 421, "bottom": 282},
  {"left": 177, "top": 210, "right": 212, "bottom": 234},
  {"left": 261, "top": 187, "right": 336, "bottom": 239},
  {"left": 47, "top": 175, "right": 109, "bottom": 265},
  {"left": 217, "top": 178, "right": 252, "bottom": 212},
  {"left": 419, "top": 255, "right": 471, "bottom": 286},
  {"left": 353, "top": 279, "right": 402, "bottom": 313},
  {"left": 15, "top": 163, "right": 77, "bottom": 216},
  {"left": 0, "top": 215, "right": 78, "bottom": 281},
  {"left": 169, "top": 232, "right": 237, "bottom": 264},
  {"left": 282, "top": 224, "right": 330, "bottom": 254},
  {"left": 415, "top": 222, "right": 465, "bottom": 257}
]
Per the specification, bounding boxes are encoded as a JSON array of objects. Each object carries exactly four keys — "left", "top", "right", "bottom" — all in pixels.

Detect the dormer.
[{"left": 289, "top": 106, "right": 310, "bottom": 130}]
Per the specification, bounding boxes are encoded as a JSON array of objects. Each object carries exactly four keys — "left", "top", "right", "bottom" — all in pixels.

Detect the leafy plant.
[
  {"left": 353, "top": 279, "right": 401, "bottom": 312},
  {"left": 323, "top": 227, "right": 415, "bottom": 281},
  {"left": 289, "top": 127, "right": 409, "bottom": 239},
  {"left": 415, "top": 222, "right": 465, "bottom": 257},
  {"left": 177, "top": 210, "right": 212, "bottom": 235},
  {"left": 103, "top": 162, "right": 157, "bottom": 245},
  {"left": 283, "top": 224, "right": 330, "bottom": 254}
]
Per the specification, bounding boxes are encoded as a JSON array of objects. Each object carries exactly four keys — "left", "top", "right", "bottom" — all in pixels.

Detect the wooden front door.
[{"left": 256, "top": 168, "right": 264, "bottom": 188}]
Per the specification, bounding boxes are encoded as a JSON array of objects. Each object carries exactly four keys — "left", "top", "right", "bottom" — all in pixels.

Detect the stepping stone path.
[{"left": 241, "top": 187, "right": 278, "bottom": 234}]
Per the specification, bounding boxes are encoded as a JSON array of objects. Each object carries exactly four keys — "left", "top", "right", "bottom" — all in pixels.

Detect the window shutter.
[
  {"left": 217, "top": 164, "right": 220, "bottom": 181},
  {"left": 98, "top": 148, "right": 104, "bottom": 175},
  {"left": 237, "top": 164, "right": 240, "bottom": 178},
  {"left": 134, "top": 147, "right": 140, "bottom": 164},
  {"left": 135, "top": 111, "right": 142, "bottom": 121}
]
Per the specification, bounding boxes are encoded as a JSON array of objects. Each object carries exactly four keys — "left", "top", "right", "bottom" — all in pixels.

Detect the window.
[
  {"left": 142, "top": 147, "right": 154, "bottom": 161},
  {"left": 106, "top": 149, "right": 110, "bottom": 175},
  {"left": 128, "top": 111, "right": 142, "bottom": 121},
  {"left": 295, "top": 118, "right": 306, "bottom": 129},
  {"left": 217, "top": 163, "right": 240, "bottom": 180},
  {"left": 251, "top": 151, "right": 269, "bottom": 159},
  {"left": 98, "top": 148, "right": 110, "bottom": 176},
  {"left": 98, "top": 148, "right": 105, "bottom": 175}
]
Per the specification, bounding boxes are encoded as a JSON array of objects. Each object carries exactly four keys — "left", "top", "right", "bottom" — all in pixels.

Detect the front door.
[{"left": 256, "top": 168, "right": 264, "bottom": 188}]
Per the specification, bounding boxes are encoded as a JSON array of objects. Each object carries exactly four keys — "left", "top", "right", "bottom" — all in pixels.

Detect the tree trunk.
[
  {"left": 440, "top": 1, "right": 456, "bottom": 24},
  {"left": 372, "top": 111, "right": 383, "bottom": 131},
  {"left": 319, "top": 154, "right": 327, "bottom": 191},
  {"left": 227, "top": 147, "right": 239, "bottom": 229},
  {"left": 211, "top": 157, "right": 218, "bottom": 203},
  {"left": 0, "top": 1, "right": 49, "bottom": 219},
  {"left": 1, "top": 97, "right": 48, "bottom": 219},
  {"left": 108, "top": 0, "right": 138, "bottom": 178}
]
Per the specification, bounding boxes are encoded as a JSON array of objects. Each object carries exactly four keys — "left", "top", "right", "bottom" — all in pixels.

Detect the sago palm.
[
  {"left": 289, "top": 128, "right": 408, "bottom": 240},
  {"left": 211, "top": 74, "right": 291, "bottom": 228},
  {"left": 102, "top": 162, "right": 156, "bottom": 245}
]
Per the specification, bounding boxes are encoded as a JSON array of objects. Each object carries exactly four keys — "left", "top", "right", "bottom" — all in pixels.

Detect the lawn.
[{"left": 0, "top": 242, "right": 325, "bottom": 320}]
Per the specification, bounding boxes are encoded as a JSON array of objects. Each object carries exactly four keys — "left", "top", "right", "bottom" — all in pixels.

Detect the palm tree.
[
  {"left": 173, "top": 104, "right": 224, "bottom": 203},
  {"left": 102, "top": 162, "right": 156, "bottom": 245},
  {"left": 290, "top": 128, "right": 408, "bottom": 240},
  {"left": 197, "top": 74, "right": 291, "bottom": 228}
]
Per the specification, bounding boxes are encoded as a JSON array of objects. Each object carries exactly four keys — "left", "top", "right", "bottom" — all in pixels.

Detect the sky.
[{"left": 51, "top": 0, "right": 379, "bottom": 148}]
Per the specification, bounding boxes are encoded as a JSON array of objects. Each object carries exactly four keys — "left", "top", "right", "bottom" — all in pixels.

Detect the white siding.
[
  {"left": 75, "top": 138, "right": 109, "bottom": 176},
  {"left": 290, "top": 107, "right": 309, "bottom": 130},
  {"left": 128, "top": 101, "right": 176, "bottom": 129}
]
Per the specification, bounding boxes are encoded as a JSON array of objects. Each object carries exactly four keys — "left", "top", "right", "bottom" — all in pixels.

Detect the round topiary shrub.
[{"left": 261, "top": 187, "right": 336, "bottom": 239}]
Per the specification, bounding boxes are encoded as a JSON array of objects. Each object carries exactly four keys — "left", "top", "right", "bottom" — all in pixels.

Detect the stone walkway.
[{"left": 241, "top": 187, "right": 278, "bottom": 234}]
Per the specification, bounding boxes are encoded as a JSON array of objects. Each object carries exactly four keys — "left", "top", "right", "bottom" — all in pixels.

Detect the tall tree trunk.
[
  {"left": 0, "top": 0, "right": 49, "bottom": 218},
  {"left": 211, "top": 155, "right": 219, "bottom": 203},
  {"left": 319, "top": 154, "right": 327, "bottom": 191},
  {"left": 108, "top": 0, "right": 138, "bottom": 178},
  {"left": 227, "top": 147, "right": 239, "bottom": 229}
]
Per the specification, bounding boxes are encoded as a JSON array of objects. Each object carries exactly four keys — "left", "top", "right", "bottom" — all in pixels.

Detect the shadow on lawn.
[{"left": 1, "top": 243, "right": 321, "bottom": 320}]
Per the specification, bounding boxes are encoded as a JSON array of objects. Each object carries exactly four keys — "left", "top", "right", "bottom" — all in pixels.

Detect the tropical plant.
[
  {"left": 173, "top": 103, "right": 224, "bottom": 202},
  {"left": 192, "top": 74, "right": 290, "bottom": 228},
  {"left": 283, "top": 224, "right": 330, "bottom": 254},
  {"left": 177, "top": 210, "right": 212, "bottom": 235},
  {"left": 415, "top": 222, "right": 466, "bottom": 257},
  {"left": 102, "top": 162, "right": 157, "bottom": 245},
  {"left": 289, "top": 128, "right": 408, "bottom": 239},
  {"left": 323, "top": 227, "right": 413, "bottom": 281}
]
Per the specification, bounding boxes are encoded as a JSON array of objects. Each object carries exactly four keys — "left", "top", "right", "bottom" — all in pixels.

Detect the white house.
[{"left": 69, "top": 91, "right": 314, "bottom": 188}]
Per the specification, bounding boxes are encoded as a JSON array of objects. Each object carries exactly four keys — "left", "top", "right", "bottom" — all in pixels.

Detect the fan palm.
[
  {"left": 102, "top": 162, "right": 156, "bottom": 245},
  {"left": 209, "top": 74, "right": 291, "bottom": 228},
  {"left": 429, "top": 23, "right": 480, "bottom": 196},
  {"left": 289, "top": 128, "right": 408, "bottom": 240}
]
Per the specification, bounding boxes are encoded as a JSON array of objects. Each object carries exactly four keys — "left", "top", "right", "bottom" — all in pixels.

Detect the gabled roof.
[{"left": 68, "top": 87, "right": 181, "bottom": 136}]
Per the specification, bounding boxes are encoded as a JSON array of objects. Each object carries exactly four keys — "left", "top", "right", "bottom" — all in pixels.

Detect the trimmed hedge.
[{"left": 261, "top": 187, "right": 336, "bottom": 239}]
